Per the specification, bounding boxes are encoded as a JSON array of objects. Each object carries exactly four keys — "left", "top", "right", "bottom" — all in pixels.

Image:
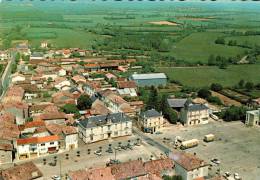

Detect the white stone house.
[
  {"left": 170, "top": 151, "right": 209, "bottom": 180},
  {"left": 25, "top": 93, "right": 38, "bottom": 100},
  {"left": 78, "top": 113, "right": 132, "bottom": 144},
  {"left": 83, "top": 82, "right": 101, "bottom": 96},
  {"left": 11, "top": 73, "right": 26, "bottom": 83},
  {"left": 138, "top": 109, "right": 164, "bottom": 133},
  {"left": 180, "top": 100, "right": 209, "bottom": 126},
  {"left": 58, "top": 68, "right": 67, "bottom": 77},
  {"left": 15, "top": 135, "right": 60, "bottom": 160},
  {"left": 0, "top": 50, "right": 10, "bottom": 60},
  {"left": 246, "top": 109, "right": 260, "bottom": 127},
  {"left": 54, "top": 78, "right": 71, "bottom": 90}
]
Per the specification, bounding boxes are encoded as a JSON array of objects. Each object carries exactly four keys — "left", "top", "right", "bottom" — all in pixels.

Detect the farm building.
[
  {"left": 246, "top": 109, "right": 260, "bottom": 127},
  {"left": 129, "top": 73, "right": 167, "bottom": 87}
]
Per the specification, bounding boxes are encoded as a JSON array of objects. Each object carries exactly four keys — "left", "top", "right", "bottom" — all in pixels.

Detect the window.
[
  {"left": 41, "top": 143, "right": 45, "bottom": 146},
  {"left": 50, "top": 142, "right": 54, "bottom": 145}
]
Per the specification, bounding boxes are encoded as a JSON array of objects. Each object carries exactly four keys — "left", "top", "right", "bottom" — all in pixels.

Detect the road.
[
  {"left": 0, "top": 51, "right": 16, "bottom": 98},
  {"left": 133, "top": 127, "right": 171, "bottom": 153}
]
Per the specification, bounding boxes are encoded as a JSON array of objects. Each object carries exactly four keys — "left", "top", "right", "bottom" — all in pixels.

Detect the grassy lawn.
[
  {"left": 169, "top": 32, "right": 248, "bottom": 63},
  {"left": 157, "top": 64, "right": 260, "bottom": 87},
  {"left": 22, "top": 27, "right": 104, "bottom": 49},
  {"left": 225, "top": 35, "right": 260, "bottom": 47}
]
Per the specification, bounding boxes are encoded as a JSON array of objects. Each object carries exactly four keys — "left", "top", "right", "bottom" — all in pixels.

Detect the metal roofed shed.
[
  {"left": 129, "top": 73, "right": 167, "bottom": 87},
  {"left": 167, "top": 98, "right": 187, "bottom": 110}
]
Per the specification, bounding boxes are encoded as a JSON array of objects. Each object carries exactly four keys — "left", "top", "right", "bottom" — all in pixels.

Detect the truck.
[
  {"left": 203, "top": 134, "right": 215, "bottom": 142},
  {"left": 180, "top": 139, "right": 199, "bottom": 150}
]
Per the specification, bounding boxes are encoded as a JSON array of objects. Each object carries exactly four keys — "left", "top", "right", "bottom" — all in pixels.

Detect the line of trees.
[{"left": 144, "top": 86, "right": 178, "bottom": 124}]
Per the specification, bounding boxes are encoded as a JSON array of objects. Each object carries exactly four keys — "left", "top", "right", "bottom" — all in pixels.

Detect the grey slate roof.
[
  {"left": 78, "top": 112, "right": 131, "bottom": 128},
  {"left": 167, "top": 98, "right": 187, "bottom": 108},
  {"left": 131, "top": 73, "right": 167, "bottom": 80},
  {"left": 140, "top": 109, "right": 162, "bottom": 118},
  {"left": 186, "top": 103, "right": 209, "bottom": 111},
  {"left": 31, "top": 52, "right": 44, "bottom": 57}
]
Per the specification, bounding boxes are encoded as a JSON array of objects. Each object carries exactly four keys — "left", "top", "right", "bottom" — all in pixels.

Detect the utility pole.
[
  {"left": 114, "top": 148, "right": 117, "bottom": 161},
  {"left": 60, "top": 159, "right": 62, "bottom": 178}
]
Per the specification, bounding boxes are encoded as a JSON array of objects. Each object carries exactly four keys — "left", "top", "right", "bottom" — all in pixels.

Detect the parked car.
[
  {"left": 114, "top": 146, "right": 122, "bottom": 151},
  {"left": 211, "top": 158, "right": 221, "bottom": 165},
  {"left": 106, "top": 148, "right": 113, "bottom": 153},
  {"left": 121, "top": 145, "right": 127, "bottom": 150},
  {"left": 106, "top": 159, "right": 120, "bottom": 166},
  {"left": 224, "top": 172, "right": 231, "bottom": 177},
  {"left": 127, "top": 144, "right": 133, "bottom": 150},
  {"left": 94, "top": 150, "right": 102, "bottom": 156},
  {"left": 155, "top": 131, "right": 162, "bottom": 135},
  {"left": 234, "top": 173, "right": 241, "bottom": 180},
  {"left": 51, "top": 175, "right": 61, "bottom": 180},
  {"left": 134, "top": 142, "right": 141, "bottom": 146}
]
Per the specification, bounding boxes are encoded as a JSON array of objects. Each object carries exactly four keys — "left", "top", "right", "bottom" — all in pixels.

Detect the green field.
[
  {"left": 22, "top": 27, "right": 104, "bottom": 49},
  {"left": 169, "top": 32, "right": 248, "bottom": 63},
  {"left": 157, "top": 64, "right": 260, "bottom": 87},
  {"left": 1, "top": 1, "right": 260, "bottom": 89}
]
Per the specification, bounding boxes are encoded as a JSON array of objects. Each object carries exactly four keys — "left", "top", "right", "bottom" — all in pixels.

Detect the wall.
[
  {"left": 0, "top": 150, "right": 12, "bottom": 164},
  {"left": 79, "top": 121, "right": 132, "bottom": 144}
]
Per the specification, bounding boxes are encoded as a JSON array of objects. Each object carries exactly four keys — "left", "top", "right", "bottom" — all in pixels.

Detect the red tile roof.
[
  {"left": 1, "top": 162, "right": 43, "bottom": 180},
  {"left": 24, "top": 120, "right": 45, "bottom": 129},
  {"left": 69, "top": 167, "right": 115, "bottom": 180},
  {"left": 111, "top": 160, "right": 146, "bottom": 180},
  {"left": 0, "top": 143, "right": 13, "bottom": 151},
  {"left": 144, "top": 158, "right": 174, "bottom": 176},
  {"left": 0, "top": 113, "right": 15, "bottom": 124},
  {"left": 170, "top": 151, "right": 208, "bottom": 171},
  {"left": 0, "top": 123, "right": 20, "bottom": 140},
  {"left": 117, "top": 81, "right": 136, "bottom": 89},
  {"left": 16, "top": 135, "right": 60, "bottom": 145}
]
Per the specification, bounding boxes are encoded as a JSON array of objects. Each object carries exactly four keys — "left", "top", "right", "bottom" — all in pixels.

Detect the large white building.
[
  {"left": 180, "top": 100, "right": 209, "bottom": 126},
  {"left": 246, "top": 109, "right": 260, "bottom": 127},
  {"left": 138, "top": 109, "right": 164, "bottom": 133},
  {"left": 78, "top": 113, "right": 132, "bottom": 144},
  {"left": 170, "top": 151, "right": 209, "bottom": 180}
]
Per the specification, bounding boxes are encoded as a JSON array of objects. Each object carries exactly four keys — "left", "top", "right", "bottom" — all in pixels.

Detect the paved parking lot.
[
  {"left": 28, "top": 135, "right": 160, "bottom": 179},
  {"left": 148, "top": 121, "right": 260, "bottom": 180}
]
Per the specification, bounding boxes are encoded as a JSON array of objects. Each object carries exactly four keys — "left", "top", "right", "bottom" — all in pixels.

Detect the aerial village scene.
[{"left": 0, "top": 1, "right": 260, "bottom": 180}]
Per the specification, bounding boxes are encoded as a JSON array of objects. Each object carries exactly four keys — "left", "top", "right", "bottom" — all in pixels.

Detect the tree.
[
  {"left": 163, "top": 175, "right": 183, "bottom": 180},
  {"left": 197, "top": 88, "right": 211, "bottom": 99},
  {"left": 11, "top": 64, "right": 17, "bottom": 74},
  {"left": 220, "top": 106, "right": 247, "bottom": 122},
  {"left": 247, "top": 54, "right": 257, "bottom": 64},
  {"left": 245, "top": 82, "right": 254, "bottom": 91},
  {"left": 207, "top": 54, "right": 216, "bottom": 66},
  {"left": 77, "top": 94, "right": 92, "bottom": 110},
  {"left": 43, "top": 92, "right": 51, "bottom": 98},
  {"left": 15, "top": 53, "right": 21, "bottom": 62},
  {"left": 62, "top": 104, "right": 80, "bottom": 118},
  {"left": 215, "top": 37, "right": 225, "bottom": 45},
  {"left": 210, "top": 83, "right": 223, "bottom": 92},
  {"left": 159, "top": 94, "right": 168, "bottom": 113},
  {"left": 146, "top": 86, "right": 159, "bottom": 110},
  {"left": 166, "top": 108, "right": 178, "bottom": 124},
  {"left": 228, "top": 40, "right": 237, "bottom": 46},
  {"left": 238, "top": 79, "right": 245, "bottom": 88},
  {"left": 207, "top": 96, "right": 222, "bottom": 105}
]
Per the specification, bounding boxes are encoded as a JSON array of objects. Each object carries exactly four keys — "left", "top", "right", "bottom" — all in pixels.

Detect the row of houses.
[{"left": 0, "top": 151, "right": 224, "bottom": 180}]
